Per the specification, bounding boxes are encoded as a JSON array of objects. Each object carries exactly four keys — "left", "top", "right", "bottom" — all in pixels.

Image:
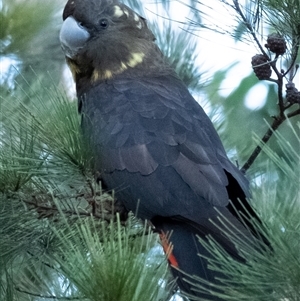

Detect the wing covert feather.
[{"left": 80, "top": 74, "right": 248, "bottom": 211}]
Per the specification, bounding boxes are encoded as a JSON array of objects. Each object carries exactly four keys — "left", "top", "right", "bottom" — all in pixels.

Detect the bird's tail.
[{"left": 154, "top": 218, "right": 227, "bottom": 300}]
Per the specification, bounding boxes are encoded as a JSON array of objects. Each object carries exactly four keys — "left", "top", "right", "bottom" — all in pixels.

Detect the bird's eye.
[
  {"left": 99, "top": 19, "right": 109, "bottom": 29},
  {"left": 78, "top": 21, "right": 85, "bottom": 29}
]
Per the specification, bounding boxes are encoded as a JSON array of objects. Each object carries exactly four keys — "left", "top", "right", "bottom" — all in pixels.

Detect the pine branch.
[
  {"left": 14, "top": 287, "right": 83, "bottom": 300},
  {"left": 241, "top": 115, "right": 284, "bottom": 172},
  {"left": 228, "top": 0, "right": 300, "bottom": 171},
  {"left": 178, "top": 0, "right": 300, "bottom": 170},
  {"left": 22, "top": 196, "right": 126, "bottom": 223}
]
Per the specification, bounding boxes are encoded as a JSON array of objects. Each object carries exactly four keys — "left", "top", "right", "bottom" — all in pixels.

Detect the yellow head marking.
[
  {"left": 113, "top": 5, "right": 124, "bottom": 18},
  {"left": 127, "top": 52, "right": 145, "bottom": 68},
  {"left": 120, "top": 62, "right": 128, "bottom": 71},
  {"left": 104, "top": 70, "right": 113, "bottom": 79},
  {"left": 91, "top": 69, "right": 112, "bottom": 81},
  {"left": 67, "top": 60, "right": 80, "bottom": 80},
  {"left": 92, "top": 70, "right": 100, "bottom": 82},
  {"left": 123, "top": 9, "right": 129, "bottom": 17}
]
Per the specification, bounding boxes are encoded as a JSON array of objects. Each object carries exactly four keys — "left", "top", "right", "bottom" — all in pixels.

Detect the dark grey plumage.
[{"left": 60, "top": 1, "right": 262, "bottom": 299}]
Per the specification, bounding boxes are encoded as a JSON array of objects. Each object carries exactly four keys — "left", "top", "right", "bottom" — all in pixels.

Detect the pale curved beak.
[{"left": 59, "top": 16, "right": 90, "bottom": 58}]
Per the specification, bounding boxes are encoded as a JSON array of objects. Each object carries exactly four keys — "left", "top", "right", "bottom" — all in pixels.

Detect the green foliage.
[
  {"left": 188, "top": 122, "right": 300, "bottom": 301},
  {"left": 52, "top": 216, "right": 170, "bottom": 301},
  {"left": 0, "top": 196, "right": 170, "bottom": 301},
  {"left": 0, "top": 78, "right": 92, "bottom": 193},
  {"left": 0, "top": 193, "right": 59, "bottom": 300},
  {"left": 0, "top": 0, "right": 56, "bottom": 54},
  {"left": 1, "top": 0, "right": 66, "bottom": 95},
  {"left": 0, "top": 194, "right": 46, "bottom": 266},
  {"left": 262, "top": 0, "right": 300, "bottom": 35}
]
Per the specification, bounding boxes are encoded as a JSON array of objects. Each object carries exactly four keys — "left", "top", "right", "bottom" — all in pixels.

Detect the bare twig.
[
  {"left": 284, "top": 36, "right": 300, "bottom": 79},
  {"left": 241, "top": 116, "right": 284, "bottom": 173}
]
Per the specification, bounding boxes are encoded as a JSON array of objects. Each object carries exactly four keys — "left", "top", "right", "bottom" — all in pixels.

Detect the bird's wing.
[{"left": 80, "top": 73, "right": 249, "bottom": 215}]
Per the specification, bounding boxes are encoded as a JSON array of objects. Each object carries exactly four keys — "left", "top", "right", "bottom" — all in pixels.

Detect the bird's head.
[{"left": 60, "top": 0, "right": 166, "bottom": 86}]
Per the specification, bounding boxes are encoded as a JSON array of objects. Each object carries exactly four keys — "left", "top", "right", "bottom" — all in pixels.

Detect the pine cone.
[
  {"left": 286, "top": 82, "right": 300, "bottom": 104},
  {"left": 265, "top": 33, "right": 287, "bottom": 55},
  {"left": 251, "top": 54, "right": 271, "bottom": 80}
]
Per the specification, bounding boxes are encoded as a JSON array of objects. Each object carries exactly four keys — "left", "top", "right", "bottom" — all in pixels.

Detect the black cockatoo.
[{"left": 59, "top": 0, "right": 261, "bottom": 299}]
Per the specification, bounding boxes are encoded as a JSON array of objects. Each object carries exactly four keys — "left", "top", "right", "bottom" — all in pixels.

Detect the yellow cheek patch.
[
  {"left": 92, "top": 70, "right": 100, "bottom": 82},
  {"left": 91, "top": 52, "right": 145, "bottom": 82},
  {"left": 92, "top": 69, "right": 113, "bottom": 81},
  {"left": 127, "top": 52, "right": 145, "bottom": 68},
  {"left": 113, "top": 5, "right": 124, "bottom": 18},
  {"left": 120, "top": 62, "right": 128, "bottom": 71},
  {"left": 114, "top": 53, "right": 144, "bottom": 75},
  {"left": 67, "top": 60, "right": 80, "bottom": 81},
  {"left": 104, "top": 70, "right": 113, "bottom": 79}
]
